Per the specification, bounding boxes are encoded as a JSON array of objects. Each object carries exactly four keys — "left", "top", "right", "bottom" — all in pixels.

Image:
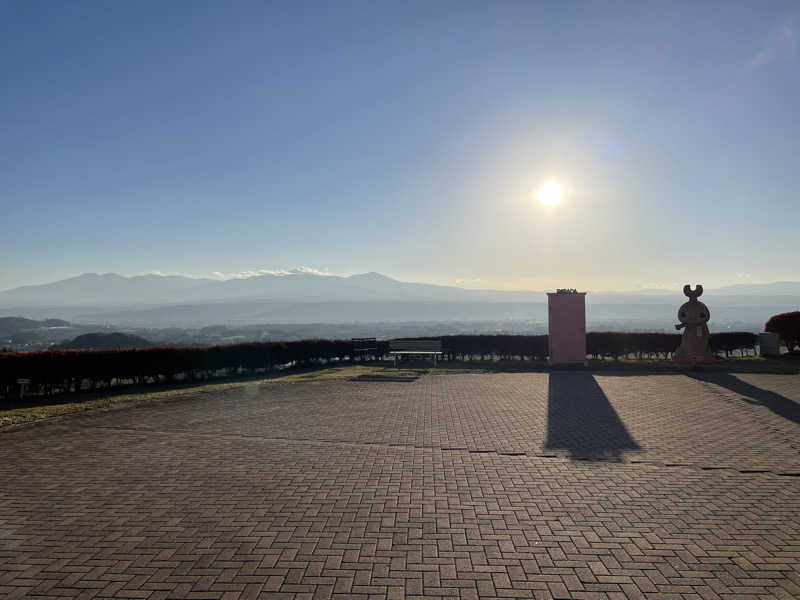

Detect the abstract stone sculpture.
[
  {"left": 547, "top": 290, "right": 587, "bottom": 366},
  {"left": 675, "top": 284, "right": 714, "bottom": 363}
]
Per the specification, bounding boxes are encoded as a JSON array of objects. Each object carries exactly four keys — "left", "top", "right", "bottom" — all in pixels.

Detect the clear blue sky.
[{"left": 2, "top": 0, "right": 798, "bottom": 291}]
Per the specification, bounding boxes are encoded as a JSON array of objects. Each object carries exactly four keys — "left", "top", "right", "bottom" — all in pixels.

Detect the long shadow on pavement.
[
  {"left": 688, "top": 372, "right": 800, "bottom": 425},
  {"left": 545, "top": 371, "right": 641, "bottom": 460}
]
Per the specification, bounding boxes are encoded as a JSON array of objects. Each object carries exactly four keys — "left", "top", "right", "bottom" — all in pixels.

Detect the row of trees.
[{"left": 0, "top": 332, "right": 763, "bottom": 402}]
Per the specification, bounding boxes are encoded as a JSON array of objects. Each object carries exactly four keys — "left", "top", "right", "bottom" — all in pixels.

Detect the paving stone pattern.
[{"left": 1, "top": 372, "right": 799, "bottom": 599}]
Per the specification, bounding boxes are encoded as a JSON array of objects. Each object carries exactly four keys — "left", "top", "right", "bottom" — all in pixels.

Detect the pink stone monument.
[
  {"left": 674, "top": 284, "right": 714, "bottom": 364},
  {"left": 547, "top": 289, "right": 587, "bottom": 366}
]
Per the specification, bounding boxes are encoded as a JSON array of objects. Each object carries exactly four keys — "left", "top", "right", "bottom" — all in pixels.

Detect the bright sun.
[{"left": 537, "top": 182, "right": 563, "bottom": 206}]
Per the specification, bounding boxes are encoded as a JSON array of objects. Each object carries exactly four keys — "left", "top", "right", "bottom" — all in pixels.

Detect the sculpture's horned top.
[
  {"left": 683, "top": 284, "right": 703, "bottom": 301},
  {"left": 678, "top": 284, "right": 710, "bottom": 326}
]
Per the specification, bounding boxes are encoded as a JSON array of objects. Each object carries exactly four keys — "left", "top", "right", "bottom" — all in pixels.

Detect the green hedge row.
[
  {"left": 418, "top": 332, "right": 756, "bottom": 360},
  {"left": 587, "top": 331, "right": 757, "bottom": 359},
  {"left": 0, "top": 332, "right": 759, "bottom": 402},
  {"left": 0, "top": 339, "right": 378, "bottom": 400}
]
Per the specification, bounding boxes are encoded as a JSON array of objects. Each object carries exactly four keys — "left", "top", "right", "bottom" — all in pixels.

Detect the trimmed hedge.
[
  {"left": 709, "top": 331, "right": 758, "bottom": 357},
  {"left": 0, "top": 332, "right": 762, "bottom": 403},
  {"left": 587, "top": 332, "right": 680, "bottom": 359},
  {"left": 0, "top": 339, "right": 378, "bottom": 401},
  {"left": 406, "top": 335, "right": 549, "bottom": 361}
]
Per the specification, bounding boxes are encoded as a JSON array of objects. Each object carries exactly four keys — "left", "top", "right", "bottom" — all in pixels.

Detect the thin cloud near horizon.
[
  {"left": 211, "top": 267, "right": 333, "bottom": 280},
  {"left": 745, "top": 20, "right": 797, "bottom": 71}
]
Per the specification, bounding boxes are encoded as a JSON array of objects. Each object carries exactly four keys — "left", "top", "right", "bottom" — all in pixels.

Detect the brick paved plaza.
[{"left": 1, "top": 372, "right": 799, "bottom": 599}]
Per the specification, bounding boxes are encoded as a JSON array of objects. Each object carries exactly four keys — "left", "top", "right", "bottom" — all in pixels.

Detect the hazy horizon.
[
  {"left": 3, "top": 1, "right": 799, "bottom": 292},
  {"left": 2, "top": 268, "right": 800, "bottom": 296}
]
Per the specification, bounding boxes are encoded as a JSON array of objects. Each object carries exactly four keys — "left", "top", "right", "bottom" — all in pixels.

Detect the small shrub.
[{"left": 765, "top": 311, "right": 800, "bottom": 353}]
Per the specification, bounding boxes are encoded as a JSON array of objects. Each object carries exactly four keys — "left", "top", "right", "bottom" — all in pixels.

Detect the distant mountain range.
[
  {"left": 0, "top": 317, "right": 70, "bottom": 337},
  {"left": 0, "top": 271, "right": 545, "bottom": 307},
  {"left": 0, "top": 272, "right": 797, "bottom": 328},
  {"left": 708, "top": 281, "right": 800, "bottom": 295},
  {"left": 2, "top": 271, "right": 799, "bottom": 308}
]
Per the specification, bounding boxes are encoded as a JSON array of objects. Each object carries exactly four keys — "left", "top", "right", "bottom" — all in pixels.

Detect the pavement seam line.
[{"left": 87, "top": 424, "right": 800, "bottom": 478}]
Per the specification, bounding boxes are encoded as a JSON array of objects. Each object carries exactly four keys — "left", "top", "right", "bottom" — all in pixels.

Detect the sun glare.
[{"left": 537, "top": 182, "right": 563, "bottom": 206}]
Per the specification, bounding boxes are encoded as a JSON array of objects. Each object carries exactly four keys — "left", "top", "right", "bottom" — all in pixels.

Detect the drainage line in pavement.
[{"left": 88, "top": 424, "right": 800, "bottom": 478}]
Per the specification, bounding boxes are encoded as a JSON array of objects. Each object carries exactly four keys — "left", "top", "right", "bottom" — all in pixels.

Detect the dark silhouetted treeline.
[
  {"left": 429, "top": 332, "right": 756, "bottom": 361},
  {"left": 0, "top": 332, "right": 760, "bottom": 403}
]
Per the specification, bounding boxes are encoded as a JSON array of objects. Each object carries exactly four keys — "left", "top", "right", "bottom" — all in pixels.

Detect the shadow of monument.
[
  {"left": 545, "top": 371, "right": 641, "bottom": 460},
  {"left": 688, "top": 373, "right": 800, "bottom": 425}
]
